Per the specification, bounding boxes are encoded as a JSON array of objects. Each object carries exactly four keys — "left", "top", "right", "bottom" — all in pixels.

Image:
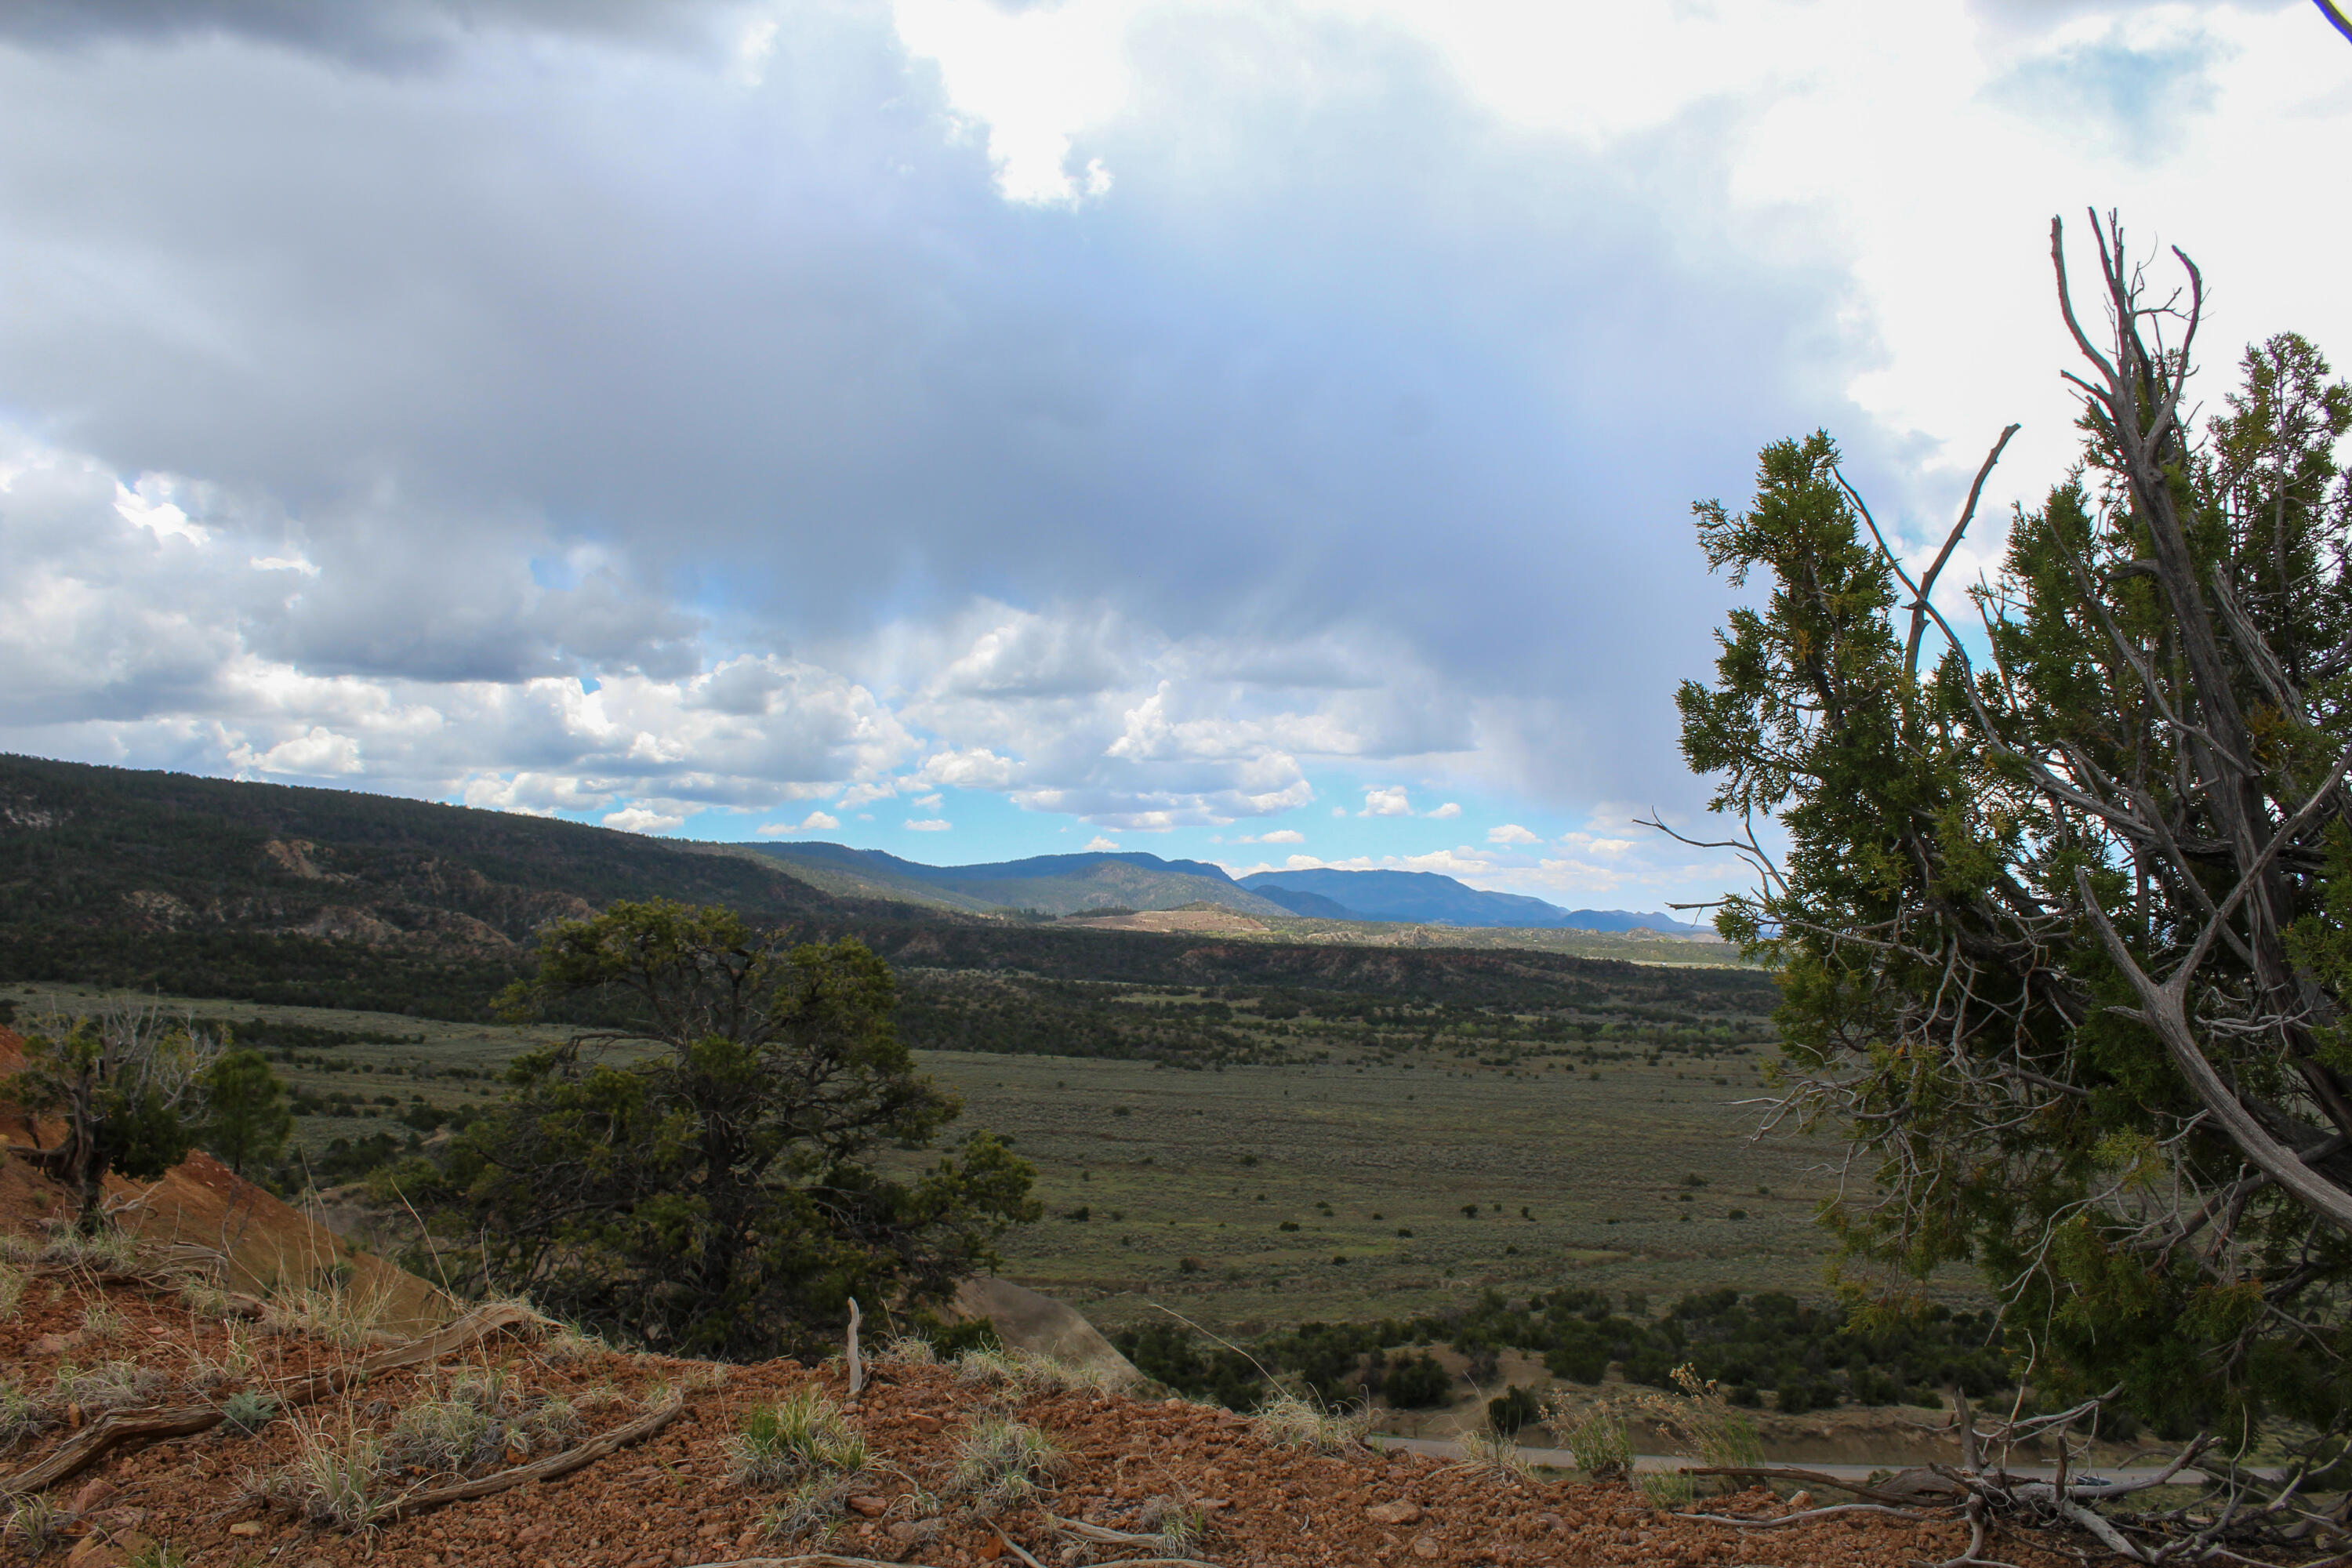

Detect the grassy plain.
[{"left": 9, "top": 978, "right": 1963, "bottom": 1338}]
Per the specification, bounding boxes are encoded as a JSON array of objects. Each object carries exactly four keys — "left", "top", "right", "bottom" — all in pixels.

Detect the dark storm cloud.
[{"left": 0, "top": 0, "right": 731, "bottom": 70}]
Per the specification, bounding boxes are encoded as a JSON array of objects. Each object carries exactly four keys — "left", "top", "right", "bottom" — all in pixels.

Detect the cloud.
[
  {"left": 1360, "top": 786, "right": 1413, "bottom": 817},
  {"left": 1082, "top": 834, "right": 1120, "bottom": 851},
  {"left": 0, "top": 0, "right": 2342, "bottom": 873},
  {"left": 905, "top": 818, "right": 953, "bottom": 831},
  {"left": 1486, "top": 822, "right": 1540, "bottom": 845},
  {"left": 1427, "top": 801, "right": 1461, "bottom": 818},
  {"left": 1256, "top": 828, "right": 1305, "bottom": 844},
  {"left": 758, "top": 809, "right": 841, "bottom": 835},
  {"left": 604, "top": 804, "right": 686, "bottom": 834}
]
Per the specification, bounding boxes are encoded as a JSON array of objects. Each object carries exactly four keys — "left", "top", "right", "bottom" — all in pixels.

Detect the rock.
[
  {"left": 516, "top": 1523, "right": 554, "bottom": 1545},
  {"left": 908, "top": 1412, "right": 944, "bottom": 1433},
  {"left": 847, "top": 1495, "right": 887, "bottom": 1518},
  {"left": 1787, "top": 1490, "right": 1813, "bottom": 1510},
  {"left": 1367, "top": 1501, "right": 1425, "bottom": 1526},
  {"left": 33, "top": 1332, "right": 83, "bottom": 1356},
  {"left": 887, "top": 1521, "right": 931, "bottom": 1544},
  {"left": 227, "top": 1522, "right": 263, "bottom": 1537},
  {"left": 1410, "top": 1534, "right": 1443, "bottom": 1559},
  {"left": 1536, "top": 1512, "right": 1564, "bottom": 1530},
  {"left": 70, "top": 1479, "right": 117, "bottom": 1513}
]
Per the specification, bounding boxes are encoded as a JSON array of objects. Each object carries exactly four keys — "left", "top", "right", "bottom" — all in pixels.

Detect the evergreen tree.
[
  {"left": 198, "top": 1047, "right": 292, "bottom": 1178},
  {"left": 386, "top": 899, "right": 1040, "bottom": 1359},
  {"left": 1678, "top": 214, "right": 2352, "bottom": 1471}
]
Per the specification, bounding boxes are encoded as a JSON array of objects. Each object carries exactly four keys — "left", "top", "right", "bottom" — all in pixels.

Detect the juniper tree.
[
  {"left": 387, "top": 900, "right": 1039, "bottom": 1359},
  {"left": 8, "top": 1004, "right": 219, "bottom": 1228},
  {"left": 1676, "top": 213, "right": 2352, "bottom": 1475}
]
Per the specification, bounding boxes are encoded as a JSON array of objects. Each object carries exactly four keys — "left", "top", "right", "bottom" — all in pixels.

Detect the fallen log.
[{"left": 372, "top": 1388, "right": 686, "bottom": 1523}]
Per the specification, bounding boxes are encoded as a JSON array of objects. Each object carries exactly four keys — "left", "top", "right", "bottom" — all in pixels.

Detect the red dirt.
[{"left": 0, "top": 1272, "right": 2095, "bottom": 1568}]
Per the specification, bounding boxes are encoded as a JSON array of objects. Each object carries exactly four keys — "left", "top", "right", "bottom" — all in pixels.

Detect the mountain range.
[{"left": 746, "top": 840, "right": 1698, "bottom": 933}]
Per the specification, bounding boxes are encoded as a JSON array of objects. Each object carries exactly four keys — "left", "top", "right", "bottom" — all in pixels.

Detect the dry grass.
[
  {"left": 1541, "top": 1398, "right": 1631, "bottom": 1480},
  {"left": 262, "top": 1277, "right": 392, "bottom": 1349},
  {"left": 257, "top": 1421, "right": 384, "bottom": 1530},
  {"left": 1253, "top": 1392, "right": 1370, "bottom": 1454},
  {"left": 949, "top": 1415, "right": 1067, "bottom": 1515},
  {"left": 0, "top": 1263, "right": 24, "bottom": 1323},
  {"left": 53, "top": 1359, "right": 166, "bottom": 1414},
  {"left": 949, "top": 1345, "right": 1121, "bottom": 1398}
]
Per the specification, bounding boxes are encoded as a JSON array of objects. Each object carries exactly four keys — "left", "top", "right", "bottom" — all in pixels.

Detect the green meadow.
[{"left": 13, "top": 980, "right": 1952, "bottom": 1335}]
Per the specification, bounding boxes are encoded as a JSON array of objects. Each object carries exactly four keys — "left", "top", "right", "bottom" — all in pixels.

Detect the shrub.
[
  {"left": 1487, "top": 1385, "right": 1542, "bottom": 1436},
  {"left": 1382, "top": 1354, "right": 1451, "bottom": 1410},
  {"left": 220, "top": 1391, "right": 277, "bottom": 1436}
]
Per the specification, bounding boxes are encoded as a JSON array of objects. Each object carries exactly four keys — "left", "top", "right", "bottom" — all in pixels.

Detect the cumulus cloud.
[
  {"left": 759, "top": 810, "right": 841, "bottom": 835},
  {"left": 906, "top": 818, "right": 953, "bottom": 832},
  {"left": 1082, "top": 834, "right": 1120, "bottom": 851},
  {"left": 0, "top": 0, "right": 2341, "bottom": 877},
  {"left": 605, "top": 804, "right": 686, "bottom": 834},
  {"left": 1427, "top": 801, "right": 1461, "bottom": 819},
  {"left": 1486, "top": 823, "right": 1540, "bottom": 845},
  {"left": 1360, "top": 786, "right": 1413, "bottom": 817}
]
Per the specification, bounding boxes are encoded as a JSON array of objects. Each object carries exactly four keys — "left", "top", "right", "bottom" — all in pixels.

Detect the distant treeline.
[{"left": 1118, "top": 1287, "right": 2015, "bottom": 1422}]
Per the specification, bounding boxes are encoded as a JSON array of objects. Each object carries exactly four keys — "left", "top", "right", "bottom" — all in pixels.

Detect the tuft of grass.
[
  {"left": 760, "top": 1475, "right": 855, "bottom": 1544},
  {"left": 731, "top": 1388, "right": 870, "bottom": 1487},
  {"left": 541, "top": 1319, "right": 612, "bottom": 1365},
  {"left": 0, "top": 1264, "right": 25, "bottom": 1323},
  {"left": 220, "top": 1390, "right": 278, "bottom": 1436},
  {"left": 176, "top": 1280, "right": 238, "bottom": 1319},
  {"left": 262, "top": 1279, "right": 390, "bottom": 1349},
  {"left": 1451, "top": 1427, "right": 1535, "bottom": 1482},
  {"left": 1639, "top": 1468, "right": 1697, "bottom": 1509},
  {"left": 0, "top": 1235, "right": 34, "bottom": 1267},
  {"left": 1138, "top": 1494, "right": 1208, "bottom": 1555},
  {"left": 3, "top": 1495, "right": 71, "bottom": 1555},
  {"left": 79, "top": 1301, "right": 125, "bottom": 1342},
  {"left": 53, "top": 1360, "right": 165, "bottom": 1414},
  {"left": 126, "top": 1540, "right": 189, "bottom": 1568},
  {"left": 1252, "top": 1391, "right": 1369, "bottom": 1454},
  {"left": 385, "top": 1367, "right": 580, "bottom": 1478},
  {"left": 1543, "top": 1397, "right": 1632, "bottom": 1481},
  {"left": 874, "top": 1334, "right": 938, "bottom": 1367},
  {"left": 260, "top": 1425, "right": 383, "bottom": 1530},
  {"left": 949, "top": 1414, "right": 1066, "bottom": 1515},
  {"left": 0, "top": 1381, "right": 55, "bottom": 1452},
  {"left": 950, "top": 1345, "right": 1121, "bottom": 1397}
]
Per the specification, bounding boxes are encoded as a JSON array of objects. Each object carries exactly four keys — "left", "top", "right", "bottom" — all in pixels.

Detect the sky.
[{"left": 0, "top": 0, "right": 2347, "bottom": 913}]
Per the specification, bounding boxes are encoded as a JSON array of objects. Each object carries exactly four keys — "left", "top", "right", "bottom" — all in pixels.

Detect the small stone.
[
  {"left": 887, "top": 1522, "right": 927, "bottom": 1544},
  {"left": 847, "top": 1495, "right": 887, "bottom": 1517},
  {"left": 33, "top": 1332, "right": 83, "bottom": 1356},
  {"left": 1787, "top": 1490, "right": 1813, "bottom": 1511},
  {"left": 908, "top": 1412, "right": 943, "bottom": 1433},
  {"left": 227, "top": 1522, "right": 263, "bottom": 1537},
  {"left": 1536, "top": 1512, "right": 1564, "bottom": 1530},
  {"left": 1366, "top": 1501, "right": 1424, "bottom": 1526},
  {"left": 71, "top": 1478, "right": 117, "bottom": 1513},
  {"left": 695, "top": 1520, "right": 728, "bottom": 1540},
  {"left": 516, "top": 1523, "right": 554, "bottom": 1545},
  {"left": 1410, "top": 1535, "right": 1442, "bottom": 1559}
]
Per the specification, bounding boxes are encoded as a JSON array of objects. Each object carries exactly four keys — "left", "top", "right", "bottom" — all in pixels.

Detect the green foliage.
[
  {"left": 6, "top": 1006, "right": 216, "bottom": 1225},
  {"left": 1381, "top": 1352, "right": 1452, "bottom": 1408},
  {"left": 1486, "top": 1384, "right": 1541, "bottom": 1434},
  {"left": 386, "top": 901, "right": 1040, "bottom": 1360},
  {"left": 1679, "top": 219, "right": 2352, "bottom": 1467},
  {"left": 198, "top": 1048, "right": 292, "bottom": 1177}
]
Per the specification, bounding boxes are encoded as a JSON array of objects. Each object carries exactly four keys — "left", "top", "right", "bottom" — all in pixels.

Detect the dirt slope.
[
  {"left": 0, "top": 1262, "right": 2094, "bottom": 1568},
  {"left": 0, "top": 1028, "right": 453, "bottom": 1332}
]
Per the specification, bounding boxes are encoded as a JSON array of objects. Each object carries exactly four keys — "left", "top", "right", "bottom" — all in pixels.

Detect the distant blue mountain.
[{"left": 1237, "top": 867, "right": 1695, "bottom": 933}]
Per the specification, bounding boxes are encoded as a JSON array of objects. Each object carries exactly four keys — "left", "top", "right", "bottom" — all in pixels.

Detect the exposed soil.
[{"left": 0, "top": 1266, "right": 2102, "bottom": 1568}]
